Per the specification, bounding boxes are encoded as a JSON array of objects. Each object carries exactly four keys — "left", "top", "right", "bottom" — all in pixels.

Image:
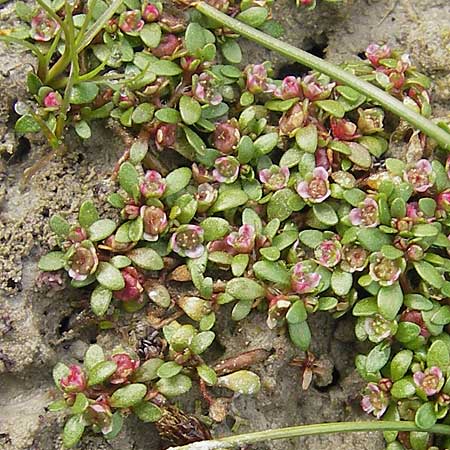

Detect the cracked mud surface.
[{"left": 1, "top": 0, "right": 450, "bottom": 449}]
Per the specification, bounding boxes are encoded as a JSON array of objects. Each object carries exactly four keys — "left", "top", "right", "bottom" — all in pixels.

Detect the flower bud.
[
  {"left": 43, "top": 91, "right": 62, "bottom": 110},
  {"left": 142, "top": 3, "right": 160, "bottom": 22},
  {"left": 103, "top": 234, "right": 136, "bottom": 253},
  {"left": 245, "top": 64, "right": 275, "bottom": 94},
  {"left": 314, "top": 238, "right": 342, "bottom": 268},
  {"left": 192, "top": 73, "right": 222, "bottom": 105},
  {"left": 113, "top": 88, "right": 137, "bottom": 109},
  {"left": 121, "top": 202, "right": 140, "bottom": 220},
  {"left": 226, "top": 224, "right": 256, "bottom": 254},
  {"left": 196, "top": 183, "right": 217, "bottom": 212},
  {"left": 274, "top": 76, "right": 301, "bottom": 100},
  {"left": 60, "top": 365, "right": 87, "bottom": 393},
  {"left": 140, "top": 205, "right": 168, "bottom": 241},
  {"left": 67, "top": 226, "right": 88, "bottom": 243},
  {"left": 110, "top": 353, "right": 140, "bottom": 384},
  {"left": 357, "top": 108, "right": 384, "bottom": 134},
  {"left": 404, "top": 159, "right": 434, "bottom": 193},
  {"left": 406, "top": 244, "right": 424, "bottom": 261},
  {"left": 119, "top": 10, "right": 144, "bottom": 35},
  {"left": 331, "top": 118, "right": 359, "bottom": 141},
  {"left": 114, "top": 267, "right": 144, "bottom": 302},
  {"left": 437, "top": 190, "right": 450, "bottom": 212},
  {"left": 291, "top": 262, "right": 321, "bottom": 294},
  {"left": 212, "top": 122, "right": 240, "bottom": 154},
  {"left": 279, "top": 103, "right": 304, "bottom": 136},
  {"left": 155, "top": 123, "right": 177, "bottom": 150},
  {"left": 365, "top": 43, "right": 391, "bottom": 66},
  {"left": 302, "top": 74, "right": 335, "bottom": 101}
]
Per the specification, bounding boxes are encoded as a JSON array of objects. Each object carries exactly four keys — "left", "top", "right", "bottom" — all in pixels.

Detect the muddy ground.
[{"left": 1, "top": 0, "right": 450, "bottom": 449}]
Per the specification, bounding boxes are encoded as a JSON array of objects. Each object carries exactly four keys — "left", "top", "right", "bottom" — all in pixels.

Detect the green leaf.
[
  {"left": 15, "top": 114, "right": 41, "bottom": 133},
  {"left": 38, "top": 251, "right": 65, "bottom": 271},
  {"left": 390, "top": 378, "right": 416, "bottom": 399},
  {"left": 232, "top": 254, "right": 249, "bottom": 277},
  {"left": 226, "top": 277, "right": 265, "bottom": 300},
  {"left": 156, "top": 374, "right": 192, "bottom": 397},
  {"left": 63, "top": 414, "right": 85, "bottom": 448},
  {"left": 331, "top": 269, "right": 353, "bottom": 296},
  {"left": 150, "top": 59, "right": 183, "bottom": 76},
  {"left": 157, "top": 361, "right": 183, "bottom": 379},
  {"left": 84, "top": 344, "right": 105, "bottom": 371},
  {"left": 431, "top": 305, "right": 450, "bottom": 325},
  {"left": 267, "top": 189, "right": 297, "bottom": 221},
  {"left": 96, "top": 262, "right": 125, "bottom": 291},
  {"left": 140, "top": 23, "right": 161, "bottom": 48},
  {"left": 427, "top": 340, "right": 450, "bottom": 371},
  {"left": 358, "top": 228, "right": 391, "bottom": 251},
  {"left": 179, "top": 95, "right": 202, "bottom": 125},
  {"left": 53, "top": 362, "right": 69, "bottom": 389},
  {"left": 164, "top": 167, "right": 192, "bottom": 197},
  {"left": 132, "top": 401, "right": 162, "bottom": 422},
  {"left": 254, "top": 132, "right": 279, "bottom": 155},
  {"left": 221, "top": 39, "right": 242, "bottom": 64},
  {"left": 231, "top": 299, "right": 252, "bottom": 321},
  {"left": 412, "top": 224, "right": 439, "bottom": 238},
  {"left": 253, "top": 260, "right": 290, "bottom": 286},
  {"left": 74, "top": 120, "right": 91, "bottom": 139},
  {"left": 90, "top": 285, "right": 112, "bottom": 317},
  {"left": 132, "top": 103, "right": 154, "bottom": 125},
  {"left": 155, "top": 108, "right": 181, "bottom": 123},
  {"left": 312, "top": 203, "right": 338, "bottom": 226},
  {"left": 390, "top": 349, "right": 413, "bottom": 382},
  {"left": 70, "top": 82, "right": 99, "bottom": 104},
  {"left": 217, "top": 370, "right": 260, "bottom": 394},
  {"left": 48, "top": 399, "right": 67, "bottom": 412},
  {"left": 404, "top": 294, "right": 433, "bottom": 311},
  {"left": 286, "top": 301, "right": 307, "bottom": 324},
  {"left": 210, "top": 189, "right": 248, "bottom": 213},
  {"left": 79, "top": 200, "right": 99, "bottom": 228},
  {"left": 190, "top": 331, "right": 215, "bottom": 355},
  {"left": 185, "top": 22, "right": 206, "bottom": 54},
  {"left": 288, "top": 321, "right": 311, "bottom": 350},
  {"left": 415, "top": 402, "right": 437, "bottom": 430},
  {"left": 110, "top": 383, "right": 147, "bottom": 408},
  {"left": 348, "top": 142, "right": 372, "bottom": 169},
  {"left": 298, "top": 230, "right": 324, "bottom": 248},
  {"left": 396, "top": 322, "right": 420, "bottom": 343},
  {"left": 49, "top": 214, "right": 70, "bottom": 237},
  {"left": 295, "top": 125, "right": 317, "bottom": 153},
  {"left": 87, "top": 360, "right": 117, "bottom": 386},
  {"left": 119, "top": 162, "right": 140, "bottom": 197},
  {"left": 88, "top": 219, "right": 116, "bottom": 242},
  {"left": 414, "top": 261, "right": 443, "bottom": 289},
  {"left": 353, "top": 297, "right": 378, "bottom": 316},
  {"left": 103, "top": 412, "right": 123, "bottom": 439},
  {"left": 132, "top": 358, "right": 164, "bottom": 382},
  {"left": 378, "top": 283, "right": 403, "bottom": 320},
  {"left": 71, "top": 393, "right": 89, "bottom": 414},
  {"left": 197, "top": 364, "right": 218, "bottom": 385},
  {"left": 127, "top": 247, "right": 164, "bottom": 271},
  {"left": 366, "top": 343, "right": 391, "bottom": 373},
  {"left": 315, "top": 100, "right": 345, "bottom": 118},
  {"left": 236, "top": 6, "right": 268, "bottom": 27}
]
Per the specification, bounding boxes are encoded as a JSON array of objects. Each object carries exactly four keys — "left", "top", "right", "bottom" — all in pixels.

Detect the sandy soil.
[{"left": 1, "top": 0, "right": 450, "bottom": 449}]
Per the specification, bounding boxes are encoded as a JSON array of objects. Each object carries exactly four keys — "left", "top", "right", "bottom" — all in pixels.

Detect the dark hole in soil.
[
  {"left": 5, "top": 137, "right": 31, "bottom": 164},
  {"left": 6, "top": 279, "right": 21, "bottom": 291},
  {"left": 58, "top": 315, "right": 71, "bottom": 335},
  {"left": 357, "top": 51, "right": 366, "bottom": 59},
  {"left": 76, "top": 153, "right": 84, "bottom": 164},
  {"left": 315, "top": 367, "right": 340, "bottom": 392},
  {"left": 42, "top": 207, "right": 50, "bottom": 218},
  {"left": 277, "top": 34, "right": 328, "bottom": 78}
]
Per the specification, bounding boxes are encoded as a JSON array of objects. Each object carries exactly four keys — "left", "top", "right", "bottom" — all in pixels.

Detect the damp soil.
[{"left": 1, "top": 1, "right": 450, "bottom": 449}]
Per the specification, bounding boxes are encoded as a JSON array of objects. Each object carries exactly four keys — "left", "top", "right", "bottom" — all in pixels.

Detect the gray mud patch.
[{"left": 1, "top": 0, "right": 449, "bottom": 449}]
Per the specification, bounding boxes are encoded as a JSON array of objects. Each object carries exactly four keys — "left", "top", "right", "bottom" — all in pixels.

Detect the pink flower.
[
  {"left": 68, "top": 242, "right": 99, "bottom": 281},
  {"left": 274, "top": 76, "right": 301, "bottom": 100},
  {"left": 349, "top": 198, "right": 379, "bottom": 227},
  {"left": 340, "top": 244, "right": 369, "bottom": 273},
  {"left": 437, "top": 190, "right": 450, "bottom": 212},
  {"left": 122, "top": 202, "right": 140, "bottom": 220},
  {"left": 259, "top": 165, "right": 290, "bottom": 191},
  {"left": 140, "top": 206, "right": 168, "bottom": 241},
  {"left": 245, "top": 64, "right": 276, "bottom": 94},
  {"left": 60, "top": 365, "right": 87, "bottom": 393},
  {"left": 331, "top": 118, "right": 360, "bottom": 141},
  {"left": 152, "top": 33, "right": 180, "bottom": 57},
  {"left": 406, "top": 201, "right": 420, "bottom": 219},
  {"left": 364, "top": 314, "right": 395, "bottom": 343},
  {"left": 142, "top": 3, "right": 159, "bottom": 22},
  {"left": 225, "top": 224, "right": 256, "bottom": 254},
  {"left": 114, "top": 267, "right": 144, "bottom": 302},
  {"left": 30, "top": 11, "right": 60, "bottom": 42},
  {"left": 314, "top": 238, "right": 342, "bottom": 268},
  {"left": 213, "top": 156, "right": 240, "bottom": 184},
  {"left": 170, "top": 225, "right": 205, "bottom": 258},
  {"left": 43, "top": 92, "right": 62, "bottom": 109},
  {"left": 86, "top": 395, "right": 113, "bottom": 433},
  {"left": 110, "top": 353, "right": 140, "bottom": 384},
  {"left": 193, "top": 73, "right": 222, "bottom": 105},
  {"left": 404, "top": 159, "right": 434, "bottom": 193},
  {"left": 291, "top": 262, "right": 321, "bottom": 294},
  {"left": 413, "top": 367, "right": 443, "bottom": 396},
  {"left": 302, "top": 74, "right": 335, "bottom": 101},
  {"left": 369, "top": 252, "right": 403, "bottom": 286},
  {"left": 365, "top": 44, "right": 392, "bottom": 67},
  {"left": 140, "top": 170, "right": 166, "bottom": 198},
  {"left": 119, "top": 10, "right": 144, "bottom": 35},
  {"left": 67, "top": 227, "right": 88, "bottom": 243},
  {"left": 361, "top": 383, "right": 389, "bottom": 418},
  {"left": 296, "top": 167, "right": 330, "bottom": 203},
  {"left": 266, "top": 297, "right": 292, "bottom": 329},
  {"left": 212, "top": 122, "right": 240, "bottom": 154}
]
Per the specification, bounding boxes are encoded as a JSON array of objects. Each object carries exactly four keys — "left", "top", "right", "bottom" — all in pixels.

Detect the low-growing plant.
[{"left": 13, "top": 0, "right": 450, "bottom": 449}]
